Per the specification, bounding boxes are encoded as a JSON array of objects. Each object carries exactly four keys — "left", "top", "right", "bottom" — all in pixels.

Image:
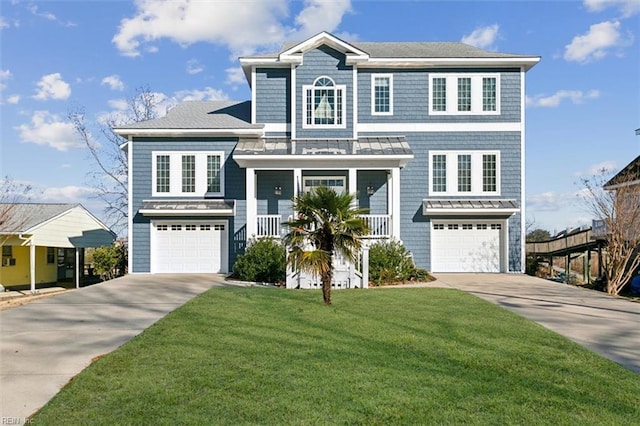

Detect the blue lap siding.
[{"left": 130, "top": 137, "right": 244, "bottom": 273}]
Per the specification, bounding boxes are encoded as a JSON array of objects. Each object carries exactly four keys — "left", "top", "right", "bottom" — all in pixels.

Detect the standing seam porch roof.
[{"left": 234, "top": 137, "right": 413, "bottom": 156}]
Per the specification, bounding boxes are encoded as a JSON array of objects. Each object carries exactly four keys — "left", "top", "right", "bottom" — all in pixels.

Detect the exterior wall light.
[{"left": 274, "top": 186, "right": 282, "bottom": 196}]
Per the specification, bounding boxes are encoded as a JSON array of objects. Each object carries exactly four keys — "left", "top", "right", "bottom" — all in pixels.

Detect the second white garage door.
[
  {"left": 431, "top": 221, "right": 503, "bottom": 273},
  {"left": 151, "top": 221, "right": 228, "bottom": 273}
]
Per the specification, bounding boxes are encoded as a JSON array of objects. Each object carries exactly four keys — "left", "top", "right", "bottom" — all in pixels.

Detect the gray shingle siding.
[
  {"left": 360, "top": 131, "right": 522, "bottom": 272},
  {"left": 357, "top": 170, "right": 388, "bottom": 214},
  {"left": 296, "top": 46, "right": 354, "bottom": 138},
  {"left": 357, "top": 68, "right": 521, "bottom": 123},
  {"left": 130, "top": 137, "right": 243, "bottom": 273},
  {"left": 255, "top": 68, "right": 290, "bottom": 124}
]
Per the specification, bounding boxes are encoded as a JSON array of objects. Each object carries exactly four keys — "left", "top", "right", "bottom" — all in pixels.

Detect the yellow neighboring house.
[{"left": 0, "top": 203, "right": 116, "bottom": 292}]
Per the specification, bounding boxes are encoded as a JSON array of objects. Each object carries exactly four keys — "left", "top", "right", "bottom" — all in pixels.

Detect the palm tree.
[{"left": 284, "top": 186, "right": 369, "bottom": 305}]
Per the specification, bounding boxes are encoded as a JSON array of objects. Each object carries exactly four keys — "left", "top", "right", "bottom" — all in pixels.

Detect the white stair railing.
[{"left": 361, "top": 214, "right": 390, "bottom": 238}]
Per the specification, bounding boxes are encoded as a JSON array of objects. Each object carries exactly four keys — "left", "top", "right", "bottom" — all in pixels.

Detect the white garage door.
[
  {"left": 151, "top": 221, "right": 228, "bottom": 273},
  {"left": 431, "top": 222, "right": 503, "bottom": 272}
]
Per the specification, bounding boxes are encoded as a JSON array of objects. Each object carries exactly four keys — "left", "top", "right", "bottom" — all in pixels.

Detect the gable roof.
[
  {"left": 239, "top": 31, "right": 540, "bottom": 84},
  {"left": 0, "top": 203, "right": 78, "bottom": 234},
  {"left": 604, "top": 154, "right": 640, "bottom": 189},
  {"left": 113, "top": 101, "right": 263, "bottom": 138}
]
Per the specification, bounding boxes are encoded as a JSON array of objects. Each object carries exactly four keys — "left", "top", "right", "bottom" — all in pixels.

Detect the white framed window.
[
  {"left": 429, "top": 151, "right": 500, "bottom": 195},
  {"left": 302, "top": 176, "right": 346, "bottom": 194},
  {"left": 152, "top": 151, "right": 225, "bottom": 197},
  {"left": 429, "top": 73, "right": 500, "bottom": 115},
  {"left": 302, "top": 76, "right": 346, "bottom": 128},
  {"left": 371, "top": 74, "right": 393, "bottom": 115}
]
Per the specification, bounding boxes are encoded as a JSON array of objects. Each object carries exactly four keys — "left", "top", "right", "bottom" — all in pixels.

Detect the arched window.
[{"left": 303, "top": 76, "right": 345, "bottom": 127}]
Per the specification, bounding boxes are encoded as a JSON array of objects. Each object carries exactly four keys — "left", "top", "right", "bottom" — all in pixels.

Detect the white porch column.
[
  {"left": 348, "top": 168, "right": 357, "bottom": 195},
  {"left": 293, "top": 168, "right": 302, "bottom": 196},
  {"left": 246, "top": 168, "right": 257, "bottom": 240},
  {"left": 361, "top": 242, "right": 369, "bottom": 289},
  {"left": 29, "top": 241, "right": 36, "bottom": 293},
  {"left": 75, "top": 248, "right": 80, "bottom": 289},
  {"left": 390, "top": 167, "right": 401, "bottom": 239}
]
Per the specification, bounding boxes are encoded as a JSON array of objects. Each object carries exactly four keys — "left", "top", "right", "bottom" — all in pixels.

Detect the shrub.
[
  {"left": 368, "top": 239, "right": 432, "bottom": 285},
  {"left": 233, "top": 238, "right": 286, "bottom": 284},
  {"left": 92, "top": 244, "right": 127, "bottom": 281}
]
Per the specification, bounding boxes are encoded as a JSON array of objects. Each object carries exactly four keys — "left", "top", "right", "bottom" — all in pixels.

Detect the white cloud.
[
  {"left": 6, "top": 95, "right": 20, "bottom": 104},
  {"left": 584, "top": 0, "right": 640, "bottom": 17},
  {"left": 564, "top": 20, "right": 633, "bottom": 63},
  {"left": 0, "top": 69, "right": 11, "bottom": 91},
  {"left": 40, "top": 185, "right": 98, "bottom": 203},
  {"left": 28, "top": 4, "right": 76, "bottom": 27},
  {"left": 16, "top": 111, "right": 84, "bottom": 151},
  {"left": 33, "top": 73, "right": 71, "bottom": 100},
  {"left": 225, "top": 67, "right": 246, "bottom": 86},
  {"left": 112, "top": 0, "right": 352, "bottom": 57},
  {"left": 527, "top": 191, "right": 577, "bottom": 212},
  {"left": 293, "top": 0, "right": 352, "bottom": 39},
  {"left": 461, "top": 24, "right": 500, "bottom": 50},
  {"left": 574, "top": 160, "right": 617, "bottom": 177},
  {"left": 186, "top": 59, "right": 204, "bottom": 75},
  {"left": 0, "top": 16, "right": 9, "bottom": 28},
  {"left": 526, "top": 89, "right": 600, "bottom": 107},
  {"left": 173, "top": 87, "right": 229, "bottom": 102},
  {"left": 101, "top": 75, "right": 125, "bottom": 91}
]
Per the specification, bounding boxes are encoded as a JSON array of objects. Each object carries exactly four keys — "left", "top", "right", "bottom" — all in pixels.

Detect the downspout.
[{"left": 18, "top": 234, "right": 36, "bottom": 293}]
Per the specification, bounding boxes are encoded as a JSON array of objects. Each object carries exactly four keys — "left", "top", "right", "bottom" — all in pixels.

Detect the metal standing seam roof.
[
  {"left": 0, "top": 203, "right": 78, "bottom": 234},
  {"left": 234, "top": 136, "right": 413, "bottom": 156},
  {"left": 139, "top": 200, "right": 235, "bottom": 215},
  {"left": 423, "top": 199, "right": 520, "bottom": 210},
  {"left": 115, "top": 101, "right": 262, "bottom": 130}
]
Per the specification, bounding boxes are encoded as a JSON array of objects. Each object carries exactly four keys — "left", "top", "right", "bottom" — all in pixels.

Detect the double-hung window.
[
  {"left": 153, "top": 151, "right": 224, "bottom": 197},
  {"left": 303, "top": 76, "right": 346, "bottom": 128},
  {"left": 429, "top": 151, "right": 500, "bottom": 195},
  {"left": 371, "top": 74, "right": 393, "bottom": 115},
  {"left": 429, "top": 73, "right": 500, "bottom": 115}
]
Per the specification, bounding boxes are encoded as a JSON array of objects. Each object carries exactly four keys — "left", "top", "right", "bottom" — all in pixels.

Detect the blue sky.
[{"left": 1, "top": 0, "right": 639, "bottom": 235}]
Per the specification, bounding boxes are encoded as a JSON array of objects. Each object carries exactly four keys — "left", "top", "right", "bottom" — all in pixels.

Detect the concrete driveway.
[
  {"left": 0, "top": 273, "right": 231, "bottom": 419},
  {"left": 433, "top": 273, "right": 640, "bottom": 374}
]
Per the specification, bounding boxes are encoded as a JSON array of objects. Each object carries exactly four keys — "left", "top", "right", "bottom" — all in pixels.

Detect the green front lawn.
[{"left": 34, "top": 287, "right": 639, "bottom": 424}]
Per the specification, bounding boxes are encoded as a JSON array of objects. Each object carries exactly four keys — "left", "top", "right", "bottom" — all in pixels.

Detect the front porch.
[{"left": 233, "top": 137, "right": 413, "bottom": 290}]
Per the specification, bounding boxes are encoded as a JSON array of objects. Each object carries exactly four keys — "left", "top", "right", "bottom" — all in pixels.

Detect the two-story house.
[{"left": 115, "top": 32, "right": 539, "bottom": 285}]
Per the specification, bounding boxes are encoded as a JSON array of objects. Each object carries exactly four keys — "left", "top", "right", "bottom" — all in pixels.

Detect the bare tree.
[
  {"left": 68, "top": 86, "right": 164, "bottom": 234},
  {"left": 0, "top": 178, "right": 32, "bottom": 244},
  {"left": 579, "top": 169, "right": 640, "bottom": 295}
]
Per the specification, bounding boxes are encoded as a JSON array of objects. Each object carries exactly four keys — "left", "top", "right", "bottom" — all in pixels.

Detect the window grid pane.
[
  {"left": 182, "top": 155, "right": 195, "bottom": 193},
  {"left": 432, "top": 77, "right": 447, "bottom": 111},
  {"left": 306, "top": 89, "right": 312, "bottom": 125},
  {"left": 207, "top": 155, "right": 221, "bottom": 193},
  {"left": 336, "top": 89, "right": 343, "bottom": 124},
  {"left": 374, "top": 76, "right": 390, "bottom": 113},
  {"left": 483, "top": 154, "right": 497, "bottom": 192},
  {"left": 432, "top": 155, "right": 447, "bottom": 192},
  {"left": 156, "top": 155, "right": 170, "bottom": 193},
  {"left": 483, "top": 77, "right": 497, "bottom": 111},
  {"left": 314, "top": 88, "right": 335, "bottom": 125},
  {"left": 457, "top": 77, "right": 471, "bottom": 112},
  {"left": 457, "top": 154, "right": 471, "bottom": 192}
]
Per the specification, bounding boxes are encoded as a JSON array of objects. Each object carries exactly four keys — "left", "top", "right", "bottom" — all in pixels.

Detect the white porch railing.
[
  {"left": 256, "top": 214, "right": 390, "bottom": 239},
  {"left": 361, "top": 214, "right": 390, "bottom": 238},
  {"left": 256, "top": 215, "right": 282, "bottom": 238}
]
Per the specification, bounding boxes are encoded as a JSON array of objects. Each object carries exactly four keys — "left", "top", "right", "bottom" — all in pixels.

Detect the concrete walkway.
[
  {"left": 432, "top": 273, "right": 640, "bottom": 374},
  {"left": 0, "top": 274, "right": 231, "bottom": 419}
]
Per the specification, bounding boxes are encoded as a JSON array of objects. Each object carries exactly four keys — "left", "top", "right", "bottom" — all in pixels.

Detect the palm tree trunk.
[
  {"left": 321, "top": 273, "right": 332, "bottom": 305},
  {"left": 321, "top": 258, "right": 333, "bottom": 305}
]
